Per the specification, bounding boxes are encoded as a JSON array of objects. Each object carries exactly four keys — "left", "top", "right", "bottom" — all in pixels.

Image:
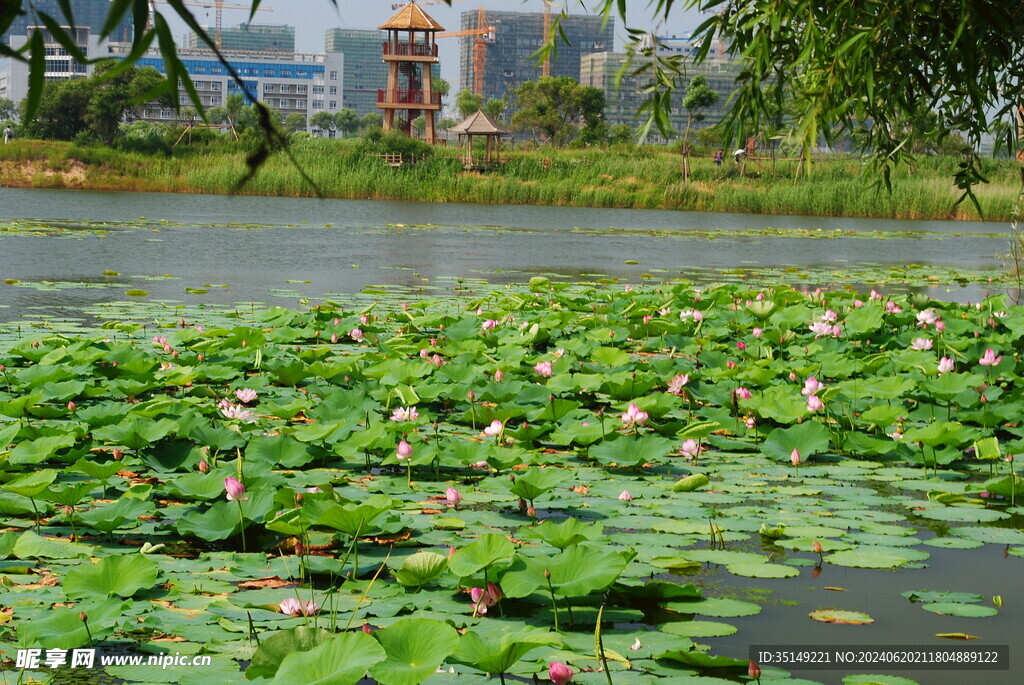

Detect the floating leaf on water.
[
  {"left": 808, "top": 609, "right": 874, "bottom": 625},
  {"left": 920, "top": 603, "right": 998, "bottom": 618},
  {"left": 660, "top": 620, "right": 738, "bottom": 637},
  {"left": 936, "top": 633, "right": 979, "bottom": 640},
  {"left": 124, "top": 289, "right": 149, "bottom": 297}
]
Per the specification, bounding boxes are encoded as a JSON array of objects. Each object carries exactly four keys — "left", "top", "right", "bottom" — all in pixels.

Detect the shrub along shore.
[{"left": 0, "top": 138, "right": 1019, "bottom": 221}]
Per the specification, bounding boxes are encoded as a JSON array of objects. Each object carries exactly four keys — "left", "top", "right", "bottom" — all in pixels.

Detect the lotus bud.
[
  {"left": 294, "top": 540, "right": 305, "bottom": 557},
  {"left": 445, "top": 486, "right": 462, "bottom": 507},
  {"left": 790, "top": 449, "right": 801, "bottom": 466},
  {"left": 79, "top": 612, "right": 88, "bottom": 623},
  {"left": 396, "top": 440, "right": 412, "bottom": 461},
  {"left": 32, "top": 340, "right": 39, "bottom": 348},
  {"left": 517, "top": 498, "right": 527, "bottom": 513},
  {"left": 224, "top": 477, "right": 245, "bottom": 501},
  {"left": 64, "top": 505, "right": 74, "bottom": 516},
  {"left": 467, "top": 391, "right": 475, "bottom": 401},
  {"left": 448, "top": 545, "right": 457, "bottom": 559},
  {"left": 197, "top": 354, "right": 204, "bottom": 362},
  {"left": 67, "top": 401, "right": 76, "bottom": 412},
  {"left": 548, "top": 662, "right": 573, "bottom": 685},
  {"left": 748, "top": 661, "right": 761, "bottom": 679},
  {"left": 198, "top": 459, "right": 210, "bottom": 473},
  {"left": 295, "top": 492, "right": 303, "bottom": 504},
  {"left": 526, "top": 505, "right": 536, "bottom": 517},
  {"left": 112, "top": 448, "right": 123, "bottom": 461},
  {"left": 812, "top": 540, "right": 823, "bottom": 554},
  {"left": 544, "top": 569, "right": 551, "bottom": 579},
  {"left": 494, "top": 369, "right": 505, "bottom": 382},
  {"left": 362, "top": 623, "right": 374, "bottom": 634}
]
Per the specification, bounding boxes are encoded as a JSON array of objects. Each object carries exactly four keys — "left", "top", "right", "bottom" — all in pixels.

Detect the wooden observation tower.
[{"left": 378, "top": 2, "right": 444, "bottom": 144}]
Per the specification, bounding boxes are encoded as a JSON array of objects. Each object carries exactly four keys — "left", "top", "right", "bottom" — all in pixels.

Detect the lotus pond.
[{"left": 1, "top": 258, "right": 1023, "bottom": 685}]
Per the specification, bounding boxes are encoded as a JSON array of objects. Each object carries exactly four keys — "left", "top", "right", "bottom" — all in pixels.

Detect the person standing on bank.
[
  {"left": 714, "top": 148, "right": 723, "bottom": 166},
  {"left": 3, "top": 126, "right": 10, "bottom": 144}
]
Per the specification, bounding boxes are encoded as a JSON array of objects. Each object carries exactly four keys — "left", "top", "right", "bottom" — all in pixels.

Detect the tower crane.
[
  {"left": 435, "top": 7, "right": 494, "bottom": 98},
  {"left": 150, "top": 1, "right": 272, "bottom": 49}
]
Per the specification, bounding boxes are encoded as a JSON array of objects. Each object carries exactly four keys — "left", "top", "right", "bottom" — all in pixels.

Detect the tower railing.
[
  {"left": 377, "top": 89, "right": 441, "bottom": 106},
  {"left": 382, "top": 42, "right": 438, "bottom": 58}
]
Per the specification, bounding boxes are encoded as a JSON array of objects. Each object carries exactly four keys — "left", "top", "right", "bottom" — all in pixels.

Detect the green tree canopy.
[
  {"left": 511, "top": 77, "right": 605, "bottom": 146},
  {"left": 284, "top": 112, "right": 307, "bottom": 133},
  {"left": 0, "top": 97, "right": 16, "bottom": 122},
  {"left": 310, "top": 111, "right": 335, "bottom": 136},
  {"left": 455, "top": 91, "right": 483, "bottom": 119},
  {"left": 335, "top": 108, "right": 360, "bottom": 137}
]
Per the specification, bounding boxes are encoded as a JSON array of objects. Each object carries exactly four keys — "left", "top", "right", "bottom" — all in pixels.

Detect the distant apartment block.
[
  {"left": 0, "top": 26, "right": 110, "bottom": 104},
  {"left": 580, "top": 47, "right": 741, "bottom": 134},
  {"left": 186, "top": 23, "right": 295, "bottom": 54},
  {"left": 126, "top": 49, "right": 344, "bottom": 125},
  {"left": 1, "top": 0, "right": 132, "bottom": 45},
  {"left": 325, "top": 28, "right": 389, "bottom": 117},
  {"left": 459, "top": 10, "right": 613, "bottom": 101}
]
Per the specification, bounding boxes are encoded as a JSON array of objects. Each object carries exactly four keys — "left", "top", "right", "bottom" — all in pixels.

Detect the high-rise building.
[
  {"left": 459, "top": 10, "right": 613, "bottom": 102},
  {"left": 186, "top": 23, "right": 295, "bottom": 55},
  {"left": 324, "top": 28, "right": 388, "bottom": 117},
  {"left": 580, "top": 49, "right": 742, "bottom": 134},
  {"left": 2, "top": 0, "right": 132, "bottom": 45},
  {"left": 1, "top": 26, "right": 110, "bottom": 104}
]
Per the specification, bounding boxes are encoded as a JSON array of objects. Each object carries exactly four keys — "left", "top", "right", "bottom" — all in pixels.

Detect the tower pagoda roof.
[{"left": 379, "top": 3, "right": 445, "bottom": 32}]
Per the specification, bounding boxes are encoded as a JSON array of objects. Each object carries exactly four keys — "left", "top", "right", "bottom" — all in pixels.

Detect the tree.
[
  {"left": 482, "top": 98, "right": 506, "bottom": 123},
  {"left": 511, "top": 77, "right": 606, "bottom": 146},
  {"left": 0, "top": 97, "right": 16, "bottom": 122},
  {"left": 455, "top": 91, "right": 482, "bottom": 119},
  {"left": 20, "top": 78, "right": 92, "bottom": 141},
  {"left": 411, "top": 115, "right": 425, "bottom": 133},
  {"left": 335, "top": 108, "right": 359, "bottom": 138},
  {"left": 310, "top": 111, "right": 335, "bottom": 137},
  {"left": 679, "top": 75, "right": 718, "bottom": 181},
  {"left": 618, "top": 1, "right": 1024, "bottom": 200},
  {"left": 284, "top": 112, "right": 307, "bottom": 133},
  {"left": 360, "top": 112, "right": 383, "bottom": 132}
]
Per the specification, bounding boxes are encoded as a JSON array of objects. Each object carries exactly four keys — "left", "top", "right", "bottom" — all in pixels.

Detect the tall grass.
[{"left": 0, "top": 138, "right": 1018, "bottom": 221}]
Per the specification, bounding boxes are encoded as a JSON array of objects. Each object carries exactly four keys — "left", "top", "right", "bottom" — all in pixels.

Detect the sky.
[{"left": 161, "top": 0, "right": 705, "bottom": 86}]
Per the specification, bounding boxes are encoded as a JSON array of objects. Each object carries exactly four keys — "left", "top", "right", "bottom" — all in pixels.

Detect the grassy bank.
[{"left": 0, "top": 138, "right": 1019, "bottom": 220}]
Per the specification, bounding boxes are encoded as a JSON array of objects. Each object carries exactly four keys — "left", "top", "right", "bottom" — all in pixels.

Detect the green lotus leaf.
[
  {"left": 826, "top": 546, "right": 930, "bottom": 569},
  {"left": 901, "top": 590, "right": 984, "bottom": 604},
  {"left": 672, "top": 473, "right": 710, "bottom": 492},
  {"left": 8, "top": 433, "right": 77, "bottom": 465},
  {"left": 18, "top": 597, "right": 128, "bottom": 648},
  {"left": 247, "top": 626, "right": 335, "bottom": 680},
  {"left": 12, "top": 529, "right": 94, "bottom": 559},
  {"left": 393, "top": 551, "right": 448, "bottom": 588},
  {"left": 448, "top": 533, "right": 516, "bottom": 578},
  {"left": 761, "top": 421, "right": 830, "bottom": 462},
  {"left": 369, "top": 618, "right": 460, "bottom": 685},
  {"left": 808, "top": 609, "right": 874, "bottom": 624},
  {"left": 76, "top": 496, "right": 155, "bottom": 533},
  {"left": 519, "top": 517, "right": 604, "bottom": 550},
  {"left": 500, "top": 544, "right": 630, "bottom": 598},
  {"left": 272, "top": 631, "right": 386, "bottom": 685},
  {"left": 64, "top": 553, "right": 158, "bottom": 599},
  {"left": 507, "top": 468, "right": 570, "bottom": 502},
  {"left": 307, "top": 495, "right": 396, "bottom": 537},
  {"left": 660, "top": 620, "right": 738, "bottom": 637},
  {"left": 2, "top": 468, "right": 59, "bottom": 497},
  {"left": 450, "top": 626, "right": 562, "bottom": 674},
  {"left": 921, "top": 602, "right": 998, "bottom": 618},
  {"left": 589, "top": 434, "right": 675, "bottom": 467}
]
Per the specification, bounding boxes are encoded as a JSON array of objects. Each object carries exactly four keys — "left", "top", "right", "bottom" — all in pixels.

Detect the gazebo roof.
[
  {"left": 379, "top": 2, "right": 445, "bottom": 31},
  {"left": 450, "top": 110, "right": 510, "bottom": 135}
]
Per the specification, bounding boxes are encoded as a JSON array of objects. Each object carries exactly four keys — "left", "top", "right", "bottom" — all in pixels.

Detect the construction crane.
[
  {"left": 390, "top": 0, "right": 473, "bottom": 10},
  {"left": 150, "top": 1, "right": 272, "bottom": 49},
  {"left": 435, "top": 7, "right": 494, "bottom": 98},
  {"left": 541, "top": 0, "right": 552, "bottom": 78}
]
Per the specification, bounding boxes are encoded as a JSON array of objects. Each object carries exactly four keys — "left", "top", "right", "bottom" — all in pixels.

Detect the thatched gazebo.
[{"left": 450, "top": 110, "right": 509, "bottom": 168}]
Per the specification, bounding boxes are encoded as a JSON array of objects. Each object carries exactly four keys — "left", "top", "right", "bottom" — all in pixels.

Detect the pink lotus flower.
[
  {"left": 937, "top": 357, "right": 955, "bottom": 374},
  {"left": 279, "top": 598, "right": 320, "bottom": 616},
  {"left": 681, "top": 439, "right": 699, "bottom": 459},
  {"left": 396, "top": 440, "right": 413, "bottom": 461},
  {"left": 910, "top": 338, "right": 933, "bottom": 351},
  {"left": 360, "top": 314, "right": 369, "bottom": 325},
  {"left": 429, "top": 354, "right": 444, "bottom": 367},
  {"left": 494, "top": 369, "right": 505, "bottom": 382},
  {"left": 790, "top": 449, "right": 801, "bottom": 466},
  {"left": 483, "top": 419, "right": 503, "bottom": 437},
  {"left": 224, "top": 477, "right": 245, "bottom": 501},
  {"left": 534, "top": 361, "right": 553, "bottom": 377},
  {"left": 853, "top": 299, "right": 863, "bottom": 308},
  {"left": 330, "top": 333, "right": 339, "bottom": 343},
  {"left": 350, "top": 328, "right": 364, "bottom": 342},
  {"left": 446, "top": 486, "right": 461, "bottom": 507},
  {"left": 642, "top": 314, "right": 653, "bottom": 324},
  {"left": 548, "top": 662, "right": 573, "bottom": 685},
  {"left": 822, "top": 309, "right": 837, "bottom": 323},
  {"left": 752, "top": 327, "right": 763, "bottom": 338},
  {"left": 801, "top": 376, "right": 825, "bottom": 396},
  {"left": 808, "top": 320, "right": 833, "bottom": 338},
  {"left": 726, "top": 360, "right": 737, "bottom": 369},
  {"left": 390, "top": 406, "right": 419, "bottom": 422},
  {"left": 884, "top": 301, "right": 902, "bottom": 314},
  {"left": 735, "top": 387, "right": 751, "bottom": 400},
  {"left": 936, "top": 320, "right": 946, "bottom": 333},
  {"left": 806, "top": 395, "right": 824, "bottom": 412},
  {"left": 667, "top": 374, "right": 689, "bottom": 395},
  {"left": 736, "top": 341, "right": 747, "bottom": 351},
  {"left": 218, "top": 399, "right": 254, "bottom": 423},
  {"left": 979, "top": 349, "right": 1002, "bottom": 366},
  {"left": 621, "top": 403, "right": 649, "bottom": 427},
  {"left": 618, "top": 490, "right": 633, "bottom": 502},
  {"left": 745, "top": 416, "right": 756, "bottom": 430},
  {"left": 235, "top": 388, "right": 258, "bottom": 404},
  {"left": 481, "top": 319, "right": 498, "bottom": 331},
  {"left": 869, "top": 289, "right": 883, "bottom": 301},
  {"left": 419, "top": 348, "right": 430, "bottom": 359},
  {"left": 679, "top": 309, "right": 703, "bottom": 322},
  {"left": 916, "top": 309, "right": 938, "bottom": 327},
  {"left": 470, "top": 582, "right": 502, "bottom": 615}
]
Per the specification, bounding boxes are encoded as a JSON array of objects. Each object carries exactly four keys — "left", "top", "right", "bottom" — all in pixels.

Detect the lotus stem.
[
  {"left": 545, "top": 569, "right": 559, "bottom": 632},
  {"left": 595, "top": 604, "right": 614, "bottom": 685},
  {"left": 235, "top": 498, "right": 247, "bottom": 553}
]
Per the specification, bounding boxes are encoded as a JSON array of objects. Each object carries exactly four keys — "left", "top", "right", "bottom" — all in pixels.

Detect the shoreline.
[{"left": 1, "top": 139, "right": 1018, "bottom": 222}]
